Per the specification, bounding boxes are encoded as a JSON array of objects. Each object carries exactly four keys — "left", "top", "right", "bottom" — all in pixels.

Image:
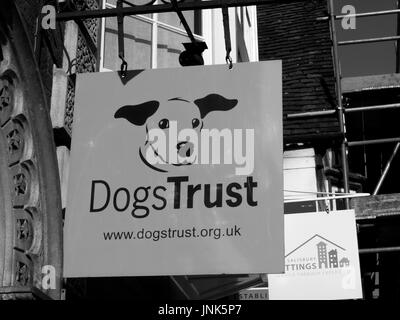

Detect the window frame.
[{"left": 99, "top": 0, "right": 207, "bottom": 71}]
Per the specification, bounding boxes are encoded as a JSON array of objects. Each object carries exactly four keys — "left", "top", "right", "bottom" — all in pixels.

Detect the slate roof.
[{"left": 257, "top": 0, "right": 341, "bottom": 145}]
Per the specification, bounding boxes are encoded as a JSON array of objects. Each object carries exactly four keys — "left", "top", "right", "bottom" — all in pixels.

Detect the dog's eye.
[
  {"left": 158, "top": 119, "right": 169, "bottom": 129},
  {"left": 192, "top": 118, "right": 200, "bottom": 128}
]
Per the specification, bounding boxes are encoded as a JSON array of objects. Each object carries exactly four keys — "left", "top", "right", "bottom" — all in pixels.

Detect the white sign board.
[
  {"left": 64, "top": 61, "right": 283, "bottom": 277},
  {"left": 268, "top": 210, "right": 363, "bottom": 300}
]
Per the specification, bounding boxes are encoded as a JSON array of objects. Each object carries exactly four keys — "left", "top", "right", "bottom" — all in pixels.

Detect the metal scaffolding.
[
  {"left": 286, "top": 2, "right": 400, "bottom": 202},
  {"left": 332, "top": 5, "right": 400, "bottom": 195},
  {"left": 323, "top": 3, "right": 400, "bottom": 288}
]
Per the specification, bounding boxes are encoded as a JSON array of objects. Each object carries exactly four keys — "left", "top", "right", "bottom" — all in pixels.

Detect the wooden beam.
[{"left": 342, "top": 74, "right": 400, "bottom": 93}]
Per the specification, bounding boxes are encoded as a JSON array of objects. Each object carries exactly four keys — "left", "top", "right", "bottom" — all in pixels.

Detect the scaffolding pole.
[
  {"left": 339, "top": 36, "right": 400, "bottom": 46},
  {"left": 359, "top": 246, "right": 400, "bottom": 254},
  {"left": 317, "top": 8, "right": 400, "bottom": 21},
  {"left": 328, "top": 0, "right": 350, "bottom": 208},
  {"left": 348, "top": 137, "right": 400, "bottom": 147},
  {"left": 397, "top": 0, "right": 400, "bottom": 73},
  {"left": 284, "top": 193, "right": 370, "bottom": 203},
  {"left": 286, "top": 109, "right": 336, "bottom": 119},
  {"left": 345, "top": 103, "right": 400, "bottom": 113},
  {"left": 373, "top": 142, "right": 400, "bottom": 195},
  {"left": 286, "top": 103, "right": 400, "bottom": 118}
]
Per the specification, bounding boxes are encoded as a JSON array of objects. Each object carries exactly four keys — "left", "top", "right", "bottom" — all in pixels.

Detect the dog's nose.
[{"left": 177, "top": 141, "right": 194, "bottom": 158}]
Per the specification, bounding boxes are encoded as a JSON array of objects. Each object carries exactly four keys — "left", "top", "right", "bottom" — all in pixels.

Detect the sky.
[{"left": 335, "top": 0, "right": 398, "bottom": 77}]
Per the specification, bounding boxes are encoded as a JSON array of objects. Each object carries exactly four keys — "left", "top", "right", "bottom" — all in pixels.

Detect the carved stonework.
[
  {"left": 9, "top": 161, "right": 38, "bottom": 208},
  {"left": 59, "top": 0, "right": 99, "bottom": 141},
  {"left": 0, "top": 75, "right": 40, "bottom": 291},
  {"left": 0, "top": 80, "right": 12, "bottom": 109},
  {"left": 65, "top": 77, "right": 75, "bottom": 134},
  {"left": 84, "top": 17, "right": 99, "bottom": 47},
  {"left": 0, "top": 1, "right": 62, "bottom": 300},
  {"left": 14, "top": 209, "right": 36, "bottom": 253},
  {"left": 3, "top": 117, "right": 29, "bottom": 165},
  {"left": 6, "top": 129, "right": 21, "bottom": 155},
  {"left": 0, "top": 77, "right": 14, "bottom": 126},
  {"left": 15, "top": 261, "right": 30, "bottom": 286},
  {"left": 82, "top": 0, "right": 99, "bottom": 47},
  {"left": 73, "top": 0, "right": 99, "bottom": 47},
  {"left": 76, "top": 31, "right": 96, "bottom": 73},
  {"left": 17, "top": 219, "right": 29, "bottom": 240},
  {"left": 13, "top": 173, "right": 27, "bottom": 196}
]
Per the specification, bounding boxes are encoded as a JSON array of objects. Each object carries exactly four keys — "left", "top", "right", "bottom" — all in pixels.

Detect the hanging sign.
[
  {"left": 268, "top": 210, "right": 363, "bottom": 300},
  {"left": 64, "top": 61, "right": 283, "bottom": 277}
]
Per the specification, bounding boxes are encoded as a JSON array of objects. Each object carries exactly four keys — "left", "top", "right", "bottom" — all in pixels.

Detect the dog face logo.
[{"left": 114, "top": 93, "right": 238, "bottom": 172}]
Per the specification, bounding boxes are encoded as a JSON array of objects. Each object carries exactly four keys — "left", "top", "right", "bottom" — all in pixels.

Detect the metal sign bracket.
[
  {"left": 56, "top": 0, "right": 278, "bottom": 69},
  {"left": 222, "top": 4, "right": 233, "bottom": 69},
  {"left": 117, "top": 0, "right": 128, "bottom": 78}
]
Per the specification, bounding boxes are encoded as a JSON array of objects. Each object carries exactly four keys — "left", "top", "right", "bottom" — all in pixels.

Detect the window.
[
  {"left": 99, "top": 0, "right": 206, "bottom": 71},
  {"left": 99, "top": 1, "right": 259, "bottom": 71}
]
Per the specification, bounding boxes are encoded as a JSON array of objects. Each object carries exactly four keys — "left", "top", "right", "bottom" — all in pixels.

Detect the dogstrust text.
[{"left": 89, "top": 122, "right": 257, "bottom": 219}]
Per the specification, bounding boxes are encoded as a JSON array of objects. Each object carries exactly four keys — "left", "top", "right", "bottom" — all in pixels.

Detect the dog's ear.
[
  {"left": 194, "top": 94, "right": 238, "bottom": 119},
  {"left": 114, "top": 100, "right": 160, "bottom": 126}
]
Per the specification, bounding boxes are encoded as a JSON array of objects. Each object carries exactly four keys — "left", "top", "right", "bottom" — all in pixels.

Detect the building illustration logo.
[{"left": 283, "top": 234, "right": 352, "bottom": 277}]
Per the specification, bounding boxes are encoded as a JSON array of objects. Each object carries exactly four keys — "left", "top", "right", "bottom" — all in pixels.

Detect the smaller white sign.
[{"left": 268, "top": 210, "right": 363, "bottom": 300}]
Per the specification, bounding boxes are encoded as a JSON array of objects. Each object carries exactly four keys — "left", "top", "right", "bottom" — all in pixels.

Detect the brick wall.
[{"left": 257, "top": 0, "right": 341, "bottom": 145}]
